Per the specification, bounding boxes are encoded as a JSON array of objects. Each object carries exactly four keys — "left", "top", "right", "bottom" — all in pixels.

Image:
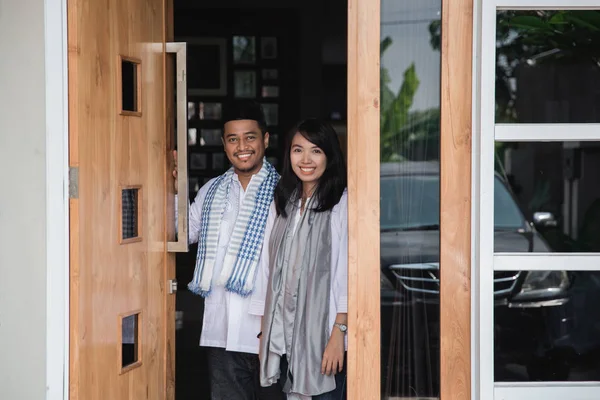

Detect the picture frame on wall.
[
  {"left": 261, "top": 86, "right": 279, "bottom": 98},
  {"left": 199, "top": 102, "right": 222, "bottom": 120},
  {"left": 234, "top": 71, "right": 257, "bottom": 98},
  {"left": 262, "top": 69, "right": 278, "bottom": 80},
  {"left": 233, "top": 36, "right": 256, "bottom": 64},
  {"left": 190, "top": 153, "right": 207, "bottom": 171},
  {"left": 200, "top": 129, "right": 222, "bottom": 146},
  {"left": 188, "top": 128, "right": 198, "bottom": 146},
  {"left": 187, "top": 102, "right": 196, "bottom": 120},
  {"left": 261, "top": 37, "right": 277, "bottom": 60},
  {"left": 212, "top": 153, "right": 226, "bottom": 170},
  {"left": 262, "top": 103, "right": 279, "bottom": 126},
  {"left": 184, "top": 37, "right": 227, "bottom": 96}
]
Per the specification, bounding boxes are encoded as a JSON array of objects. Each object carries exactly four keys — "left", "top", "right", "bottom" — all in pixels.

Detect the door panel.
[{"left": 68, "top": 0, "right": 169, "bottom": 399}]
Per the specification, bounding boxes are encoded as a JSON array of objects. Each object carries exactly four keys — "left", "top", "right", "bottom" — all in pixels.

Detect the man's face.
[{"left": 222, "top": 119, "right": 269, "bottom": 174}]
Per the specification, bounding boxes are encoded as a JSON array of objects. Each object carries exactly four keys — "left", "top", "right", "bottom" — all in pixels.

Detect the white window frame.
[
  {"left": 475, "top": 1, "right": 600, "bottom": 399},
  {"left": 45, "top": 0, "right": 69, "bottom": 399}
]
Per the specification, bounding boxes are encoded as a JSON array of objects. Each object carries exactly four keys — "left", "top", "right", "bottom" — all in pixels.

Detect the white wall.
[{"left": 0, "top": 0, "right": 49, "bottom": 398}]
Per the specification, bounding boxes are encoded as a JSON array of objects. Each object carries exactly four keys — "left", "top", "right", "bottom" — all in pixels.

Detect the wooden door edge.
[
  {"left": 440, "top": 1, "right": 474, "bottom": 400},
  {"left": 347, "top": 0, "right": 381, "bottom": 399}
]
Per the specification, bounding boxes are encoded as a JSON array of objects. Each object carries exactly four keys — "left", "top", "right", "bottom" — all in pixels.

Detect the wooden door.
[{"left": 68, "top": 0, "right": 172, "bottom": 399}]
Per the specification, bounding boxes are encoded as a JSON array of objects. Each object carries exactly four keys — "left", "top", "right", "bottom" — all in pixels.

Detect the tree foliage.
[{"left": 380, "top": 36, "right": 426, "bottom": 161}]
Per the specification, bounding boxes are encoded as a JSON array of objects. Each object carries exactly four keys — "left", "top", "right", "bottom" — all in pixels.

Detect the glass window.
[
  {"left": 495, "top": 141, "right": 600, "bottom": 252},
  {"left": 380, "top": 1, "right": 441, "bottom": 398},
  {"left": 495, "top": 270, "right": 600, "bottom": 382},
  {"left": 495, "top": 10, "right": 600, "bottom": 123}
]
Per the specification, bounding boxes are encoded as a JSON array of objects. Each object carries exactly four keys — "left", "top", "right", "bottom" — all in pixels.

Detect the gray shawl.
[{"left": 259, "top": 200, "right": 335, "bottom": 396}]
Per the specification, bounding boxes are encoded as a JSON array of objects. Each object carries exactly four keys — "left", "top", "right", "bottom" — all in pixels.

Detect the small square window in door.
[
  {"left": 120, "top": 312, "right": 141, "bottom": 372},
  {"left": 119, "top": 56, "right": 141, "bottom": 115},
  {"left": 120, "top": 187, "right": 141, "bottom": 243}
]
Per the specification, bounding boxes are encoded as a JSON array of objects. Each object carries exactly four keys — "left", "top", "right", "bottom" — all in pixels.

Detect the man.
[{"left": 173, "top": 100, "right": 282, "bottom": 400}]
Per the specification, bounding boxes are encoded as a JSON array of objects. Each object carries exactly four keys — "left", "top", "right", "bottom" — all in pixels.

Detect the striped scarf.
[{"left": 188, "top": 159, "right": 278, "bottom": 297}]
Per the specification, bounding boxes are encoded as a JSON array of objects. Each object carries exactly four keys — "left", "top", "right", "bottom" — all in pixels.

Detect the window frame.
[{"left": 476, "top": 1, "right": 600, "bottom": 399}]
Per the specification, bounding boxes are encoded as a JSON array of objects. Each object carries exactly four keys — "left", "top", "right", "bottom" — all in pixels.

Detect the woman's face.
[{"left": 290, "top": 132, "right": 327, "bottom": 190}]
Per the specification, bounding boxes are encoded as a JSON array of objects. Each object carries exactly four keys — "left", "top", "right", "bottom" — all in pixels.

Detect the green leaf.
[
  {"left": 566, "top": 10, "right": 600, "bottom": 28},
  {"left": 548, "top": 12, "right": 568, "bottom": 25},
  {"left": 507, "top": 15, "right": 550, "bottom": 30},
  {"left": 564, "top": 14, "right": 600, "bottom": 32},
  {"left": 380, "top": 37, "right": 393, "bottom": 55}
]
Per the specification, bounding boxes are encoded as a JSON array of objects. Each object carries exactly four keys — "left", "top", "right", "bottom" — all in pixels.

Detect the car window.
[
  {"left": 380, "top": 175, "right": 526, "bottom": 231},
  {"left": 494, "top": 176, "right": 526, "bottom": 230},
  {"left": 381, "top": 175, "right": 440, "bottom": 231}
]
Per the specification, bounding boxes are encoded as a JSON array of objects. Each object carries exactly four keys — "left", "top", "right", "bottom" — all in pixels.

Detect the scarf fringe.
[{"left": 187, "top": 282, "right": 211, "bottom": 298}]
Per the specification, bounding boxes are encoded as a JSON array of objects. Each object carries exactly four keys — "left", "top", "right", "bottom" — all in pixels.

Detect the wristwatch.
[{"left": 334, "top": 323, "right": 348, "bottom": 334}]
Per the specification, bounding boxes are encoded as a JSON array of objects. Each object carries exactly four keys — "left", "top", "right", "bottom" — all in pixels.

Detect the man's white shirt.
[{"left": 188, "top": 173, "right": 275, "bottom": 354}]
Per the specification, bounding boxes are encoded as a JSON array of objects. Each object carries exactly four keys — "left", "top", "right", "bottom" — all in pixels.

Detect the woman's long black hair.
[{"left": 275, "top": 118, "right": 347, "bottom": 217}]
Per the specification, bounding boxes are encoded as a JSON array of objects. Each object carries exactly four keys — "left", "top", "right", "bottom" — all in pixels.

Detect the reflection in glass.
[
  {"left": 495, "top": 141, "right": 600, "bottom": 252},
  {"left": 380, "top": 1, "right": 441, "bottom": 398},
  {"left": 495, "top": 270, "right": 600, "bottom": 382},
  {"left": 495, "top": 10, "right": 600, "bottom": 123},
  {"left": 494, "top": 140, "right": 600, "bottom": 382}
]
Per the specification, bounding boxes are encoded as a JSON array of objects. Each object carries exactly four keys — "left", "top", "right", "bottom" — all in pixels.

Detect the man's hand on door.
[{"left": 172, "top": 150, "right": 178, "bottom": 194}]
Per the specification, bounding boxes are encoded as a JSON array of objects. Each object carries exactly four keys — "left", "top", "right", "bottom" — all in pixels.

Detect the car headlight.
[{"left": 513, "top": 271, "right": 570, "bottom": 301}]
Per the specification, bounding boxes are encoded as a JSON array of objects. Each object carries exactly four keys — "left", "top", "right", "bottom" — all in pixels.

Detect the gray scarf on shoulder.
[{"left": 259, "top": 199, "right": 335, "bottom": 397}]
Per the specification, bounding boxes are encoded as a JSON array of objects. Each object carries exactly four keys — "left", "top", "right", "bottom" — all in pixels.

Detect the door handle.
[{"left": 166, "top": 42, "right": 189, "bottom": 252}]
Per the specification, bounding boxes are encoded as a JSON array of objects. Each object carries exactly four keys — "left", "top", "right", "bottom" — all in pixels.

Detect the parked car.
[{"left": 379, "top": 161, "right": 600, "bottom": 397}]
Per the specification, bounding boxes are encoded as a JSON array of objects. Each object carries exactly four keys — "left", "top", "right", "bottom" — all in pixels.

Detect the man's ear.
[{"left": 263, "top": 131, "right": 270, "bottom": 149}]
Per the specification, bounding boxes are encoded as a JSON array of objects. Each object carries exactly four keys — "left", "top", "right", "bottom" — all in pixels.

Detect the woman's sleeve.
[{"left": 332, "top": 191, "right": 348, "bottom": 313}]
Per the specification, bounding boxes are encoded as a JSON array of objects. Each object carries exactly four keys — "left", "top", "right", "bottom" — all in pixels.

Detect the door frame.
[
  {"left": 45, "top": 0, "right": 69, "bottom": 399},
  {"left": 347, "top": 0, "right": 474, "bottom": 399}
]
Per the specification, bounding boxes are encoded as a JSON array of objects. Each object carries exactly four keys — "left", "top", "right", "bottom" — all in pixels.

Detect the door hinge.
[
  {"left": 69, "top": 166, "right": 79, "bottom": 199},
  {"left": 168, "top": 279, "right": 178, "bottom": 294}
]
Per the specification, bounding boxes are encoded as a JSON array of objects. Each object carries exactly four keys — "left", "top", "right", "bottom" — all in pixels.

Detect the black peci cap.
[{"left": 222, "top": 100, "right": 267, "bottom": 134}]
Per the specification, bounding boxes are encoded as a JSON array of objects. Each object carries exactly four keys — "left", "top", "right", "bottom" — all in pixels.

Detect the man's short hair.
[{"left": 222, "top": 100, "right": 268, "bottom": 135}]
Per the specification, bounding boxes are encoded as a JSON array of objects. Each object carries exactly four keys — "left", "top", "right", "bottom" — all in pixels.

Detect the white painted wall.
[{"left": 0, "top": 0, "right": 67, "bottom": 399}]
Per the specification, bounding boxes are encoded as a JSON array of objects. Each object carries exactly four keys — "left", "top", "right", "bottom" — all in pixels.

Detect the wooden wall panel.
[
  {"left": 440, "top": 0, "right": 473, "bottom": 400},
  {"left": 346, "top": 0, "right": 381, "bottom": 398}
]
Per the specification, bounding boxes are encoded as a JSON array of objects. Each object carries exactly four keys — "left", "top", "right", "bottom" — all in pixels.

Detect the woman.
[{"left": 259, "top": 118, "right": 348, "bottom": 400}]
